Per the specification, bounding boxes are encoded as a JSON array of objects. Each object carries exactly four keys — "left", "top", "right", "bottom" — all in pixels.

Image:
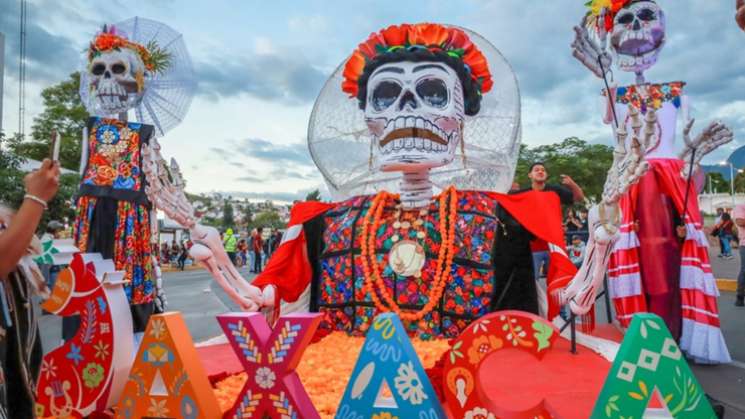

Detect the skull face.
[
  {"left": 610, "top": 1, "right": 665, "bottom": 73},
  {"left": 364, "top": 61, "right": 464, "bottom": 172},
  {"left": 87, "top": 48, "right": 146, "bottom": 115}
]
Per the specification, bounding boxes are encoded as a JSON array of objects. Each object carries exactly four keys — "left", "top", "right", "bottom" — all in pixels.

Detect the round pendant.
[{"left": 388, "top": 240, "right": 426, "bottom": 277}]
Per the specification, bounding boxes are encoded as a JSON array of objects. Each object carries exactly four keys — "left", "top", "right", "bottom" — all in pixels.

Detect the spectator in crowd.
[
  {"left": 252, "top": 229, "right": 263, "bottom": 273},
  {"left": 564, "top": 209, "right": 583, "bottom": 233},
  {"left": 247, "top": 229, "right": 256, "bottom": 271},
  {"left": 223, "top": 228, "right": 238, "bottom": 265},
  {"left": 272, "top": 230, "right": 282, "bottom": 253},
  {"left": 160, "top": 242, "right": 170, "bottom": 265},
  {"left": 568, "top": 235, "right": 586, "bottom": 268},
  {"left": 177, "top": 240, "right": 190, "bottom": 270},
  {"left": 170, "top": 240, "right": 181, "bottom": 265},
  {"left": 713, "top": 207, "right": 725, "bottom": 257},
  {"left": 733, "top": 202, "right": 745, "bottom": 307},
  {"left": 713, "top": 213, "right": 735, "bottom": 260},
  {"left": 237, "top": 238, "right": 248, "bottom": 267},
  {"left": 0, "top": 158, "right": 60, "bottom": 418},
  {"left": 578, "top": 209, "right": 589, "bottom": 233}
]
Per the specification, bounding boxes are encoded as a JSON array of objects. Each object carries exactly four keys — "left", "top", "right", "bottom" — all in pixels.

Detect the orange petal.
[{"left": 381, "top": 24, "right": 409, "bottom": 47}]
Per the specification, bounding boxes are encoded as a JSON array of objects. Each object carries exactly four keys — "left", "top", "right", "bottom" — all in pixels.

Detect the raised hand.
[
  {"left": 679, "top": 119, "right": 734, "bottom": 178},
  {"left": 571, "top": 19, "right": 612, "bottom": 78}
]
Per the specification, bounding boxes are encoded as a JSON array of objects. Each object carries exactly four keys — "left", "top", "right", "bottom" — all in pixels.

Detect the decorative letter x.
[{"left": 217, "top": 312, "right": 322, "bottom": 419}]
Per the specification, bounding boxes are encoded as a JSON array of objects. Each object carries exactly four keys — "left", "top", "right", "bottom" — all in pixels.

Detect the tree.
[
  {"left": 0, "top": 132, "right": 80, "bottom": 229},
  {"left": 305, "top": 189, "right": 321, "bottom": 201},
  {"left": 705, "top": 172, "right": 728, "bottom": 194},
  {"left": 0, "top": 132, "right": 27, "bottom": 209},
  {"left": 515, "top": 137, "right": 614, "bottom": 203},
  {"left": 242, "top": 203, "right": 254, "bottom": 227},
  {"left": 222, "top": 199, "right": 235, "bottom": 229},
  {"left": 251, "top": 211, "right": 286, "bottom": 231},
  {"left": 12, "top": 72, "right": 89, "bottom": 171}
]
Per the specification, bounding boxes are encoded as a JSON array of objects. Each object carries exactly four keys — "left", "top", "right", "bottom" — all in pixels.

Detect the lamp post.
[{"left": 720, "top": 161, "right": 743, "bottom": 207}]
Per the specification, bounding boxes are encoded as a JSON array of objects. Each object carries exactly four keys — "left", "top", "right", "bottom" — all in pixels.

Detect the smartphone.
[{"left": 49, "top": 130, "right": 60, "bottom": 162}]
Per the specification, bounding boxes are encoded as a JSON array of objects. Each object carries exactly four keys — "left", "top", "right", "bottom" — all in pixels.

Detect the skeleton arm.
[
  {"left": 142, "top": 139, "right": 267, "bottom": 311},
  {"left": 559, "top": 105, "right": 652, "bottom": 317},
  {"left": 678, "top": 118, "right": 734, "bottom": 179}
]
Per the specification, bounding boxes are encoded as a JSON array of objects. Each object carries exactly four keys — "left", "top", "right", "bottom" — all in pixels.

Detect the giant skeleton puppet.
[
  {"left": 74, "top": 18, "right": 195, "bottom": 339},
  {"left": 571, "top": 0, "right": 732, "bottom": 363},
  {"left": 148, "top": 23, "right": 644, "bottom": 339}
]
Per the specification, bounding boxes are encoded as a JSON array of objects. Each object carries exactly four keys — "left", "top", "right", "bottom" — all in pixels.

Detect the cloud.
[
  {"left": 0, "top": 1, "right": 81, "bottom": 83},
  {"left": 195, "top": 52, "right": 327, "bottom": 104},
  {"left": 232, "top": 138, "right": 313, "bottom": 166}
]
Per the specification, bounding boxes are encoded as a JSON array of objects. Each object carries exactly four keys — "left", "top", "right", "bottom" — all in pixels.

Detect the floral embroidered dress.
[
  {"left": 73, "top": 117, "right": 155, "bottom": 333},
  {"left": 303, "top": 191, "right": 535, "bottom": 339}
]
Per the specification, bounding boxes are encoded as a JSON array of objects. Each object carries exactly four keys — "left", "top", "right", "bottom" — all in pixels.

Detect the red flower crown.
[{"left": 342, "top": 23, "right": 493, "bottom": 99}]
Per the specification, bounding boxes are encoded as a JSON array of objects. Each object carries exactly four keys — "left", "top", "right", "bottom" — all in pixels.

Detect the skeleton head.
[
  {"left": 610, "top": 0, "right": 666, "bottom": 73},
  {"left": 364, "top": 61, "right": 464, "bottom": 172},
  {"left": 87, "top": 48, "right": 146, "bottom": 115}
]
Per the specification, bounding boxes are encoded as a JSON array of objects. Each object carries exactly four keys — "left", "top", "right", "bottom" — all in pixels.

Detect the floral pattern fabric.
[
  {"left": 610, "top": 81, "right": 686, "bottom": 113},
  {"left": 82, "top": 117, "right": 148, "bottom": 195},
  {"left": 317, "top": 191, "right": 502, "bottom": 339}
]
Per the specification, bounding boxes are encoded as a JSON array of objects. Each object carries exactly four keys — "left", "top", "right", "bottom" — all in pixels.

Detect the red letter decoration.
[
  {"left": 35, "top": 253, "right": 134, "bottom": 418},
  {"left": 592, "top": 313, "right": 716, "bottom": 418},
  {"left": 216, "top": 312, "right": 322, "bottom": 418},
  {"left": 116, "top": 312, "right": 221, "bottom": 419},
  {"left": 443, "top": 310, "right": 558, "bottom": 419}
]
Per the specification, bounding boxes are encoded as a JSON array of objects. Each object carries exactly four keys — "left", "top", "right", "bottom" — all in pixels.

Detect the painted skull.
[
  {"left": 610, "top": 0, "right": 666, "bottom": 73},
  {"left": 87, "top": 48, "right": 146, "bottom": 115},
  {"left": 364, "top": 61, "right": 464, "bottom": 172}
]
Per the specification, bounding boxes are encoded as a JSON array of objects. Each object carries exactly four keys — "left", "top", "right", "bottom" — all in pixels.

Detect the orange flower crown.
[
  {"left": 88, "top": 25, "right": 170, "bottom": 74},
  {"left": 342, "top": 23, "right": 493, "bottom": 113}
]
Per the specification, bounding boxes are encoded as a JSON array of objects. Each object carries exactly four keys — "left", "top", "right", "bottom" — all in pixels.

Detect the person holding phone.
[{"left": 0, "top": 159, "right": 60, "bottom": 418}]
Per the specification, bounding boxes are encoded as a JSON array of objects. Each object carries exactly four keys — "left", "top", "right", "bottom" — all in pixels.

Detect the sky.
[{"left": 1, "top": 0, "right": 744, "bottom": 202}]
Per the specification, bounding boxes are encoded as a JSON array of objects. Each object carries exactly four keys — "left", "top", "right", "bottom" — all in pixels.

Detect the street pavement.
[{"left": 38, "top": 260, "right": 744, "bottom": 417}]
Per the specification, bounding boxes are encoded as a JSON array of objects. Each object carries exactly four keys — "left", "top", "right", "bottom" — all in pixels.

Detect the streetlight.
[{"left": 720, "top": 161, "right": 743, "bottom": 207}]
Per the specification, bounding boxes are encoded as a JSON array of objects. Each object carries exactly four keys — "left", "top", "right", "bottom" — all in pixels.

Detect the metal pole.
[
  {"left": 731, "top": 163, "right": 735, "bottom": 207},
  {"left": 0, "top": 32, "right": 4, "bottom": 133}
]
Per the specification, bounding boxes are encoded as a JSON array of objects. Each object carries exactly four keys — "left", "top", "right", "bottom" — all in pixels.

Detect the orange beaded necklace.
[{"left": 359, "top": 186, "right": 458, "bottom": 321}]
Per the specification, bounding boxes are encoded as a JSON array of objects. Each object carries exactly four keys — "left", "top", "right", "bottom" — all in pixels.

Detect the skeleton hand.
[
  {"left": 571, "top": 21, "right": 612, "bottom": 78},
  {"left": 189, "top": 224, "right": 267, "bottom": 311},
  {"left": 602, "top": 105, "right": 652, "bottom": 205},
  {"left": 679, "top": 119, "right": 734, "bottom": 178}
]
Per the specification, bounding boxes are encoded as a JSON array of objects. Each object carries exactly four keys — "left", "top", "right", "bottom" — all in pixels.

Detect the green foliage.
[
  {"left": 305, "top": 189, "right": 322, "bottom": 202},
  {"left": 221, "top": 199, "right": 235, "bottom": 229},
  {"left": 0, "top": 132, "right": 80, "bottom": 229},
  {"left": 705, "top": 172, "right": 728, "bottom": 194},
  {"left": 242, "top": 204, "right": 254, "bottom": 227},
  {"left": 12, "top": 72, "right": 89, "bottom": 171},
  {"left": 251, "top": 211, "right": 286, "bottom": 231},
  {"left": 515, "top": 137, "right": 614, "bottom": 203},
  {"left": 0, "top": 132, "right": 27, "bottom": 209}
]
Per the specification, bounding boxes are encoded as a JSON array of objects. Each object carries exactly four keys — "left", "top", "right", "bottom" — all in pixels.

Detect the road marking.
[{"left": 730, "top": 359, "right": 745, "bottom": 370}]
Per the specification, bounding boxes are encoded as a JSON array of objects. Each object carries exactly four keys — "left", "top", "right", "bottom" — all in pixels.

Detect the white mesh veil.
[
  {"left": 80, "top": 16, "right": 196, "bottom": 137},
  {"left": 308, "top": 26, "right": 521, "bottom": 199}
]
